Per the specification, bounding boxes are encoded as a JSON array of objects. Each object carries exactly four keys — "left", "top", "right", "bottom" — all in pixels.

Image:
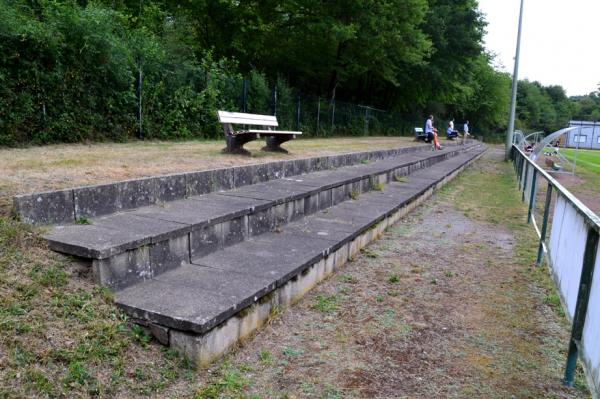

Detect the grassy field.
[
  {"left": 562, "top": 148, "right": 600, "bottom": 178},
  {"left": 0, "top": 145, "right": 590, "bottom": 398},
  {"left": 555, "top": 148, "right": 600, "bottom": 213},
  {"left": 0, "top": 136, "right": 418, "bottom": 216}
]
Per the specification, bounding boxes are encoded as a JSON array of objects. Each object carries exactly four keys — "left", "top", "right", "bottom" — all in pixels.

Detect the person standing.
[{"left": 463, "top": 120, "right": 470, "bottom": 144}]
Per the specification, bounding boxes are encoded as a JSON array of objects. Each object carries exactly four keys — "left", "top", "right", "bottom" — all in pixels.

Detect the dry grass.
[{"left": 0, "top": 136, "right": 417, "bottom": 215}]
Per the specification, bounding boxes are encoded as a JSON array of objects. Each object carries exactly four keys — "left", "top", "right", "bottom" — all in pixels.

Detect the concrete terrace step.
[
  {"left": 44, "top": 143, "right": 480, "bottom": 290},
  {"left": 114, "top": 147, "right": 486, "bottom": 366}
]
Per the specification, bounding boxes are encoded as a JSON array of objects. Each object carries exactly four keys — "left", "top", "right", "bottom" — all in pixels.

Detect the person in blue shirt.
[{"left": 446, "top": 119, "right": 458, "bottom": 139}]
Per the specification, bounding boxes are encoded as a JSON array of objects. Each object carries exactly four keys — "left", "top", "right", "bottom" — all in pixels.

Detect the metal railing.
[{"left": 512, "top": 144, "right": 600, "bottom": 396}]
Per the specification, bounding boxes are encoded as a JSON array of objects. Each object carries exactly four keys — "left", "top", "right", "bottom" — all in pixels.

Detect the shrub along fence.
[
  {"left": 512, "top": 145, "right": 600, "bottom": 396},
  {"left": 0, "top": 2, "right": 434, "bottom": 146}
]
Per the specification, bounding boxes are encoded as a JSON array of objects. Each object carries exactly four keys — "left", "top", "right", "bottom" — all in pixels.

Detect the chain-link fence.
[{"left": 149, "top": 74, "right": 427, "bottom": 140}]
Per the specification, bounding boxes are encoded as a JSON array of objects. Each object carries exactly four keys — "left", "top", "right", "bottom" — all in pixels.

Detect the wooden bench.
[
  {"left": 544, "top": 157, "right": 562, "bottom": 171},
  {"left": 217, "top": 111, "right": 302, "bottom": 155},
  {"left": 414, "top": 127, "right": 427, "bottom": 141}
]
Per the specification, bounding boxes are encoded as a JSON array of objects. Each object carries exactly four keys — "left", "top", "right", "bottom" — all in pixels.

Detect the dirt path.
[{"left": 187, "top": 149, "right": 590, "bottom": 398}]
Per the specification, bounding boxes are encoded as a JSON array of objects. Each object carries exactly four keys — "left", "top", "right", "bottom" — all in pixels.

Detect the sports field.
[{"left": 557, "top": 148, "right": 600, "bottom": 213}]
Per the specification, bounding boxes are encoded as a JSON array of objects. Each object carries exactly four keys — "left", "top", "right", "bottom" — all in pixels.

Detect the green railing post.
[
  {"left": 527, "top": 169, "right": 537, "bottom": 223},
  {"left": 519, "top": 155, "right": 525, "bottom": 188},
  {"left": 536, "top": 183, "right": 553, "bottom": 266},
  {"left": 517, "top": 155, "right": 523, "bottom": 188},
  {"left": 563, "top": 228, "right": 599, "bottom": 387},
  {"left": 522, "top": 161, "right": 529, "bottom": 202}
]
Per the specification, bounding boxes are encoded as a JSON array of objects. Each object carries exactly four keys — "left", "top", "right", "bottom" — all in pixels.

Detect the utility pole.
[{"left": 505, "top": 0, "right": 525, "bottom": 160}]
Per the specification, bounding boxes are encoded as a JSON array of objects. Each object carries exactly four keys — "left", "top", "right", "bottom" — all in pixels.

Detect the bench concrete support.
[
  {"left": 262, "top": 135, "right": 295, "bottom": 153},
  {"left": 223, "top": 134, "right": 258, "bottom": 156}
]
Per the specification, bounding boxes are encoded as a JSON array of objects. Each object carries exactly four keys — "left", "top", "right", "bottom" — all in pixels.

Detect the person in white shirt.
[
  {"left": 462, "top": 120, "right": 470, "bottom": 144},
  {"left": 425, "top": 115, "right": 435, "bottom": 149}
]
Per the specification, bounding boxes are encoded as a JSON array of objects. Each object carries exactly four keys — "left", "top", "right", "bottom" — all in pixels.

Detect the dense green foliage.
[
  {"left": 514, "top": 81, "right": 600, "bottom": 134},
  {"left": 1, "top": 0, "right": 595, "bottom": 145}
]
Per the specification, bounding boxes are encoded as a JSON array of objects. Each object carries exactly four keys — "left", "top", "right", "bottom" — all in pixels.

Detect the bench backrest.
[
  {"left": 414, "top": 127, "right": 425, "bottom": 136},
  {"left": 217, "top": 111, "right": 278, "bottom": 127}
]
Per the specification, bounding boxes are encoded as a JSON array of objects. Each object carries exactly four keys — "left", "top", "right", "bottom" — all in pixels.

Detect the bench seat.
[{"left": 218, "top": 111, "right": 302, "bottom": 154}]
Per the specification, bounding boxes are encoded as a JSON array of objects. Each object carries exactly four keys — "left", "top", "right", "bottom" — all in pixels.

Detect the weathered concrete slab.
[
  {"left": 94, "top": 213, "right": 189, "bottom": 243},
  {"left": 149, "top": 235, "right": 190, "bottom": 276},
  {"left": 222, "top": 216, "right": 248, "bottom": 246},
  {"left": 284, "top": 217, "right": 357, "bottom": 248},
  {"left": 192, "top": 232, "right": 335, "bottom": 288},
  {"left": 191, "top": 192, "right": 271, "bottom": 213},
  {"left": 13, "top": 190, "right": 75, "bottom": 225},
  {"left": 132, "top": 200, "right": 219, "bottom": 228},
  {"left": 45, "top": 224, "right": 148, "bottom": 259},
  {"left": 293, "top": 169, "right": 363, "bottom": 189},
  {"left": 133, "top": 195, "right": 263, "bottom": 229},
  {"left": 232, "top": 163, "right": 275, "bottom": 187},
  {"left": 283, "top": 158, "right": 312, "bottom": 177},
  {"left": 93, "top": 246, "right": 151, "bottom": 289},
  {"left": 116, "top": 264, "right": 278, "bottom": 333},
  {"left": 156, "top": 174, "right": 187, "bottom": 202},
  {"left": 190, "top": 223, "right": 222, "bottom": 258},
  {"left": 186, "top": 168, "right": 235, "bottom": 196},
  {"left": 74, "top": 183, "right": 120, "bottom": 219},
  {"left": 220, "top": 182, "right": 315, "bottom": 204},
  {"left": 117, "top": 177, "right": 156, "bottom": 211}
]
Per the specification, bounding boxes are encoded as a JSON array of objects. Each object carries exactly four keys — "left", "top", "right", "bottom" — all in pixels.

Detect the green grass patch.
[
  {"left": 195, "top": 363, "right": 250, "bottom": 399},
  {"left": 337, "top": 274, "right": 358, "bottom": 284},
  {"left": 0, "top": 216, "right": 195, "bottom": 397},
  {"left": 562, "top": 148, "right": 600, "bottom": 198},
  {"left": 373, "top": 182, "right": 385, "bottom": 191},
  {"left": 75, "top": 217, "right": 91, "bottom": 225},
  {"left": 312, "top": 294, "right": 339, "bottom": 313}
]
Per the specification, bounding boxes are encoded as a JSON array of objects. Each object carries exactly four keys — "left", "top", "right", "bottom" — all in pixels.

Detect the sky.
[{"left": 477, "top": 0, "right": 600, "bottom": 97}]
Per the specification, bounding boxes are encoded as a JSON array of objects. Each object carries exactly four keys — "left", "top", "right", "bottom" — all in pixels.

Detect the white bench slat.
[
  {"left": 248, "top": 129, "right": 302, "bottom": 135},
  {"left": 218, "top": 111, "right": 278, "bottom": 127}
]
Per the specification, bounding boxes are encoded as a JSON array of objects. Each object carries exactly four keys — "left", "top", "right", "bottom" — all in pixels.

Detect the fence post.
[
  {"left": 331, "top": 99, "right": 336, "bottom": 132},
  {"left": 242, "top": 79, "right": 248, "bottom": 112},
  {"left": 536, "top": 183, "right": 553, "bottom": 266},
  {"left": 522, "top": 161, "right": 529, "bottom": 201},
  {"left": 317, "top": 97, "right": 321, "bottom": 136},
  {"left": 519, "top": 154, "right": 525, "bottom": 190},
  {"left": 517, "top": 155, "right": 523, "bottom": 187},
  {"left": 564, "top": 228, "right": 599, "bottom": 387},
  {"left": 272, "top": 86, "right": 277, "bottom": 116},
  {"left": 136, "top": 64, "right": 143, "bottom": 139},
  {"left": 296, "top": 95, "right": 301, "bottom": 131},
  {"left": 527, "top": 169, "right": 537, "bottom": 223}
]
